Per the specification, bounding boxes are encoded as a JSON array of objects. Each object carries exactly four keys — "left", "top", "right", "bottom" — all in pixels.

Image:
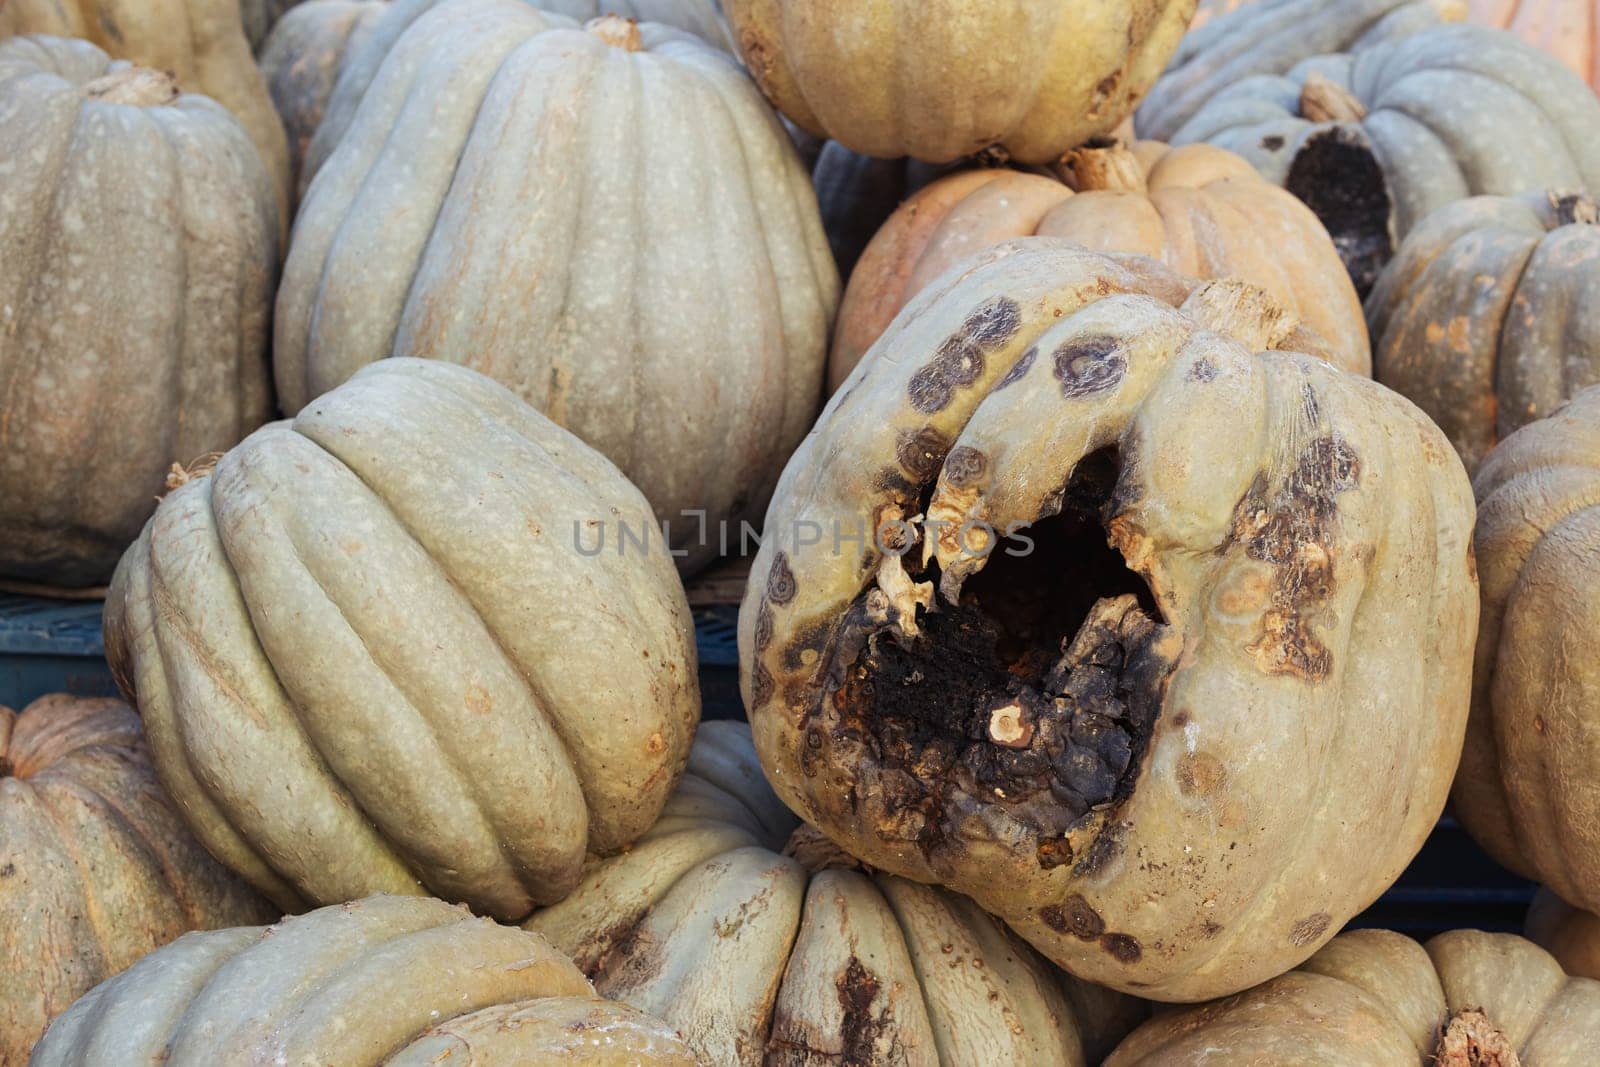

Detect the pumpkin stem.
[
  {"left": 164, "top": 453, "right": 224, "bottom": 493},
  {"left": 84, "top": 65, "right": 180, "bottom": 107},
  {"left": 1180, "top": 280, "right": 1300, "bottom": 352},
  {"left": 1432, "top": 0, "right": 1469, "bottom": 21},
  {"left": 1300, "top": 73, "right": 1368, "bottom": 124},
  {"left": 1550, "top": 191, "right": 1600, "bottom": 227},
  {"left": 783, "top": 825, "right": 869, "bottom": 875},
  {"left": 1058, "top": 138, "right": 1148, "bottom": 194},
  {"left": 1436, "top": 1010, "right": 1521, "bottom": 1067},
  {"left": 587, "top": 15, "right": 643, "bottom": 52}
]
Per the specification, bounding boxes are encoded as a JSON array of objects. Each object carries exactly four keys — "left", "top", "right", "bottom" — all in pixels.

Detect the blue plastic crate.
[{"left": 0, "top": 594, "right": 118, "bottom": 707}]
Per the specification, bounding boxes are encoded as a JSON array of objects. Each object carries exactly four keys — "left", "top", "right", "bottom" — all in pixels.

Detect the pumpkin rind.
[
  {"left": 721, "top": 0, "right": 1197, "bottom": 164},
  {"left": 1451, "top": 388, "right": 1600, "bottom": 921},
  {"left": 828, "top": 139, "right": 1371, "bottom": 390},
  {"left": 103, "top": 358, "right": 700, "bottom": 921},
  {"left": 1528, "top": 889, "right": 1600, "bottom": 981},
  {"left": 739, "top": 238, "right": 1477, "bottom": 1002},
  {"left": 1368, "top": 193, "right": 1600, "bottom": 471},
  {"left": 279, "top": 0, "right": 839, "bottom": 574},
  {"left": 0, "top": 695, "right": 273, "bottom": 1065},
  {"left": 0, "top": 0, "right": 291, "bottom": 228},
  {"left": 0, "top": 36, "right": 277, "bottom": 590},
  {"left": 527, "top": 720, "right": 1144, "bottom": 1066},
  {"left": 1105, "top": 928, "right": 1600, "bottom": 1064},
  {"left": 29, "top": 895, "right": 698, "bottom": 1065},
  {"left": 1467, "top": 0, "right": 1600, "bottom": 89},
  {"left": 1166, "top": 24, "right": 1600, "bottom": 293}
]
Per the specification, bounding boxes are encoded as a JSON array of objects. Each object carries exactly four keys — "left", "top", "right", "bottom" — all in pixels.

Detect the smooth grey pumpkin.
[
  {"left": 104, "top": 359, "right": 700, "bottom": 921},
  {"left": 0, "top": 35, "right": 276, "bottom": 591}
]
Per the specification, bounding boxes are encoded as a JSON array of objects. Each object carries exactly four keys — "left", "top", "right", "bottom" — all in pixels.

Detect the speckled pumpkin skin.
[
  {"left": 722, "top": 0, "right": 1197, "bottom": 164},
  {"left": 1528, "top": 889, "right": 1600, "bottom": 981},
  {"left": 738, "top": 238, "right": 1478, "bottom": 1002},
  {"left": 104, "top": 360, "right": 700, "bottom": 922},
  {"left": 1106, "top": 928, "right": 1600, "bottom": 1065},
  {"left": 0, "top": 36, "right": 277, "bottom": 590},
  {"left": 528, "top": 721, "right": 1146, "bottom": 1067},
  {"left": 828, "top": 140, "right": 1370, "bottom": 391},
  {"left": 1451, "top": 389, "right": 1600, "bottom": 924},
  {"left": 1369, "top": 193, "right": 1600, "bottom": 471},
  {"left": 1, "top": 695, "right": 273, "bottom": 1066},
  {"left": 30, "top": 895, "right": 698, "bottom": 1066}
]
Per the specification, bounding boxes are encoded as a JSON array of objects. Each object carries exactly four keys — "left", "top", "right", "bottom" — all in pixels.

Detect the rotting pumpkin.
[
  {"left": 528, "top": 720, "right": 1147, "bottom": 1066},
  {"left": 104, "top": 359, "right": 700, "bottom": 921},
  {"left": 738, "top": 238, "right": 1479, "bottom": 1002},
  {"left": 828, "top": 138, "right": 1371, "bottom": 392},
  {"left": 1, "top": 695, "right": 273, "bottom": 1065}
]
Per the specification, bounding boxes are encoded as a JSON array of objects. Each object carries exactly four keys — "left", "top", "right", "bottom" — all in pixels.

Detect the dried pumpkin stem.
[
  {"left": 1550, "top": 190, "right": 1600, "bottom": 227},
  {"left": 84, "top": 66, "right": 180, "bottom": 107},
  {"left": 1059, "top": 140, "right": 1147, "bottom": 194},
  {"left": 1180, "top": 279, "right": 1300, "bottom": 352},
  {"left": 1436, "top": 1010, "right": 1521, "bottom": 1067},
  {"left": 587, "top": 14, "right": 643, "bottom": 52},
  {"left": 1300, "top": 73, "right": 1368, "bottom": 124}
]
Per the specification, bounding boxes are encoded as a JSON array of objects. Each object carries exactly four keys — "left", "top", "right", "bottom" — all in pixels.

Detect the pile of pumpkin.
[{"left": 3, "top": 0, "right": 1600, "bottom": 1061}]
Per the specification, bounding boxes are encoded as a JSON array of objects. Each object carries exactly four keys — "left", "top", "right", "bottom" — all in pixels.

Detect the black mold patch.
[
  {"left": 768, "top": 553, "right": 797, "bottom": 605},
  {"left": 943, "top": 446, "right": 988, "bottom": 488},
  {"left": 1054, "top": 335, "right": 1128, "bottom": 399},
  {"left": 906, "top": 297, "right": 1023, "bottom": 413}
]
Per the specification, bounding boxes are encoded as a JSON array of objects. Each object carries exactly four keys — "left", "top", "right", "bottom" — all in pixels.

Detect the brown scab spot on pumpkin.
[
  {"left": 1261, "top": 134, "right": 1285, "bottom": 152},
  {"left": 835, "top": 957, "right": 889, "bottom": 1062},
  {"left": 1176, "top": 751, "right": 1227, "bottom": 797},
  {"left": 767, "top": 553, "right": 797, "bottom": 605},
  {"left": 943, "top": 446, "right": 988, "bottom": 488},
  {"left": 1036, "top": 836, "right": 1074, "bottom": 869},
  {"left": 995, "top": 345, "right": 1038, "bottom": 390},
  {"left": 907, "top": 365, "right": 954, "bottom": 414},
  {"left": 1289, "top": 912, "right": 1331, "bottom": 947},
  {"left": 1054, "top": 335, "right": 1127, "bottom": 399},
  {"left": 751, "top": 661, "right": 775, "bottom": 709},
  {"left": 1101, "top": 932, "right": 1142, "bottom": 963},
  {"left": 1188, "top": 357, "right": 1219, "bottom": 382},
  {"left": 782, "top": 620, "right": 832, "bottom": 673},
  {"left": 907, "top": 297, "right": 1023, "bottom": 413},
  {"left": 755, "top": 602, "right": 774, "bottom": 651},
  {"left": 1200, "top": 919, "right": 1224, "bottom": 939},
  {"left": 1048, "top": 894, "right": 1105, "bottom": 941},
  {"left": 896, "top": 427, "right": 950, "bottom": 482}
]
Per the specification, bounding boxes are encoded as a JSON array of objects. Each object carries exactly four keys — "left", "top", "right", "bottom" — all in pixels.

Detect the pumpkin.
[
  {"left": 0, "top": 0, "right": 291, "bottom": 228},
  {"left": 738, "top": 238, "right": 1478, "bottom": 1002},
  {"left": 0, "top": 35, "right": 277, "bottom": 592},
  {"left": 1105, "top": 928, "right": 1600, "bottom": 1064},
  {"left": 1367, "top": 193, "right": 1600, "bottom": 471},
  {"left": 1451, "top": 387, "right": 1600, "bottom": 923},
  {"left": 278, "top": 2, "right": 838, "bottom": 575},
  {"left": 1, "top": 695, "right": 273, "bottom": 1065},
  {"left": 103, "top": 358, "right": 700, "bottom": 921},
  {"left": 1186, "top": 0, "right": 1253, "bottom": 29},
  {"left": 721, "top": 0, "right": 1196, "bottom": 164},
  {"left": 1138, "top": 0, "right": 1460, "bottom": 142},
  {"left": 260, "top": 0, "right": 387, "bottom": 187},
  {"left": 1528, "top": 889, "right": 1600, "bottom": 981},
  {"left": 29, "top": 894, "right": 697, "bottom": 1065},
  {"left": 811, "top": 141, "right": 945, "bottom": 281},
  {"left": 527, "top": 720, "right": 1146, "bottom": 1066},
  {"left": 1166, "top": 25, "right": 1600, "bottom": 294},
  {"left": 828, "top": 138, "right": 1370, "bottom": 392},
  {"left": 1467, "top": 0, "right": 1600, "bottom": 89},
  {"left": 239, "top": 0, "right": 302, "bottom": 51}
]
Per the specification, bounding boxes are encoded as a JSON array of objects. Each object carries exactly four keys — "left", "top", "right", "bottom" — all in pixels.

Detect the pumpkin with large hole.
[
  {"left": 828, "top": 138, "right": 1370, "bottom": 392},
  {"left": 0, "top": 36, "right": 277, "bottom": 592},
  {"left": 104, "top": 359, "right": 699, "bottom": 921},
  {"left": 1, "top": 695, "right": 274, "bottom": 1065},
  {"left": 720, "top": 0, "right": 1196, "bottom": 164},
  {"left": 528, "top": 720, "right": 1146, "bottom": 1066},
  {"left": 279, "top": 0, "right": 838, "bottom": 574},
  {"left": 1166, "top": 25, "right": 1600, "bottom": 294},
  {"left": 1368, "top": 193, "right": 1600, "bottom": 472},
  {"left": 1527, "top": 889, "right": 1600, "bottom": 981},
  {"left": 738, "top": 238, "right": 1478, "bottom": 1001},
  {"left": 30, "top": 894, "right": 697, "bottom": 1065},
  {"left": 1105, "top": 928, "right": 1600, "bottom": 1063},
  {"left": 1450, "top": 388, "right": 1600, "bottom": 926},
  {"left": 0, "top": 0, "right": 291, "bottom": 228}
]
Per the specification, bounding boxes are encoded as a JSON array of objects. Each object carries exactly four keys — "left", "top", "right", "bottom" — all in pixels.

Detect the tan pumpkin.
[
  {"left": 1, "top": 695, "right": 273, "bottom": 1065},
  {"left": 1451, "top": 388, "right": 1600, "bottom": 923},
  {"left": 104, "top": 359, "right": 700, "bottom": 921},
  {"left": 0, "top": 35, "right": 277, "bottom": 591},
  {"left": 1106, "top": 928, "right": 1600, "bottom": 1064},
  {"left": 739, "top": 239, "right": 1478, "bottom": 1002},
  {"left": 30, "top": 895, "right": 697, "bottom": 1065},
  {"left": 1468, "top": 0, "right": 1600, "bottom": 89},
  {"left": 0, "top": 0, "right": 291, "bottom": 227},
  {"left": 528, "top": 720, "right": 1146, "bottom": 1066},
  {"left": 721, "top": 0, "right": 1196, "bottom": 164},
  {"left": 1528, "top": 889, "right": 1600, "bottom": 981},
  {"left": 829, "top": 138, "right": 1370, "bottom": 391},
  {"left": 259, "top": 0, "right": 388, "bottom": 188},
  {"left": 1368, "top": 192, "right": 1600, "bottom": 471},
  {"left": 1186, "top": 0, "right": 1253, "bottom": 28},
  {"left": 279, "top": 1, "right": 838, "bottom": 574}
]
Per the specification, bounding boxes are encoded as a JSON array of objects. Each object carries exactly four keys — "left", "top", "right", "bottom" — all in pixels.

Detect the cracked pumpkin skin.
[
  {"left": 721, "top": 0, "right": 1197, "bottom": 164},
  {"left": 828, "top": 138, "right": 1371, "bottom": 392},
  {"left": 0, "top": 695, "right": 273, "bottom": 1065},
  {"left": 103, "top": 359, "right": 699, "bottom": 922},
  {"left": 29, "top": 895, "right": 697, "bottom": 1065},
  {"left": 738, "top": 239, "right": 1478, "bottom": 1002},
  {"left": 528, "top": 721, "right": 1145, "bottom": 1067},
  {"left": 1106, "top": 928, "right": 1600, "bottom": 1065}
]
